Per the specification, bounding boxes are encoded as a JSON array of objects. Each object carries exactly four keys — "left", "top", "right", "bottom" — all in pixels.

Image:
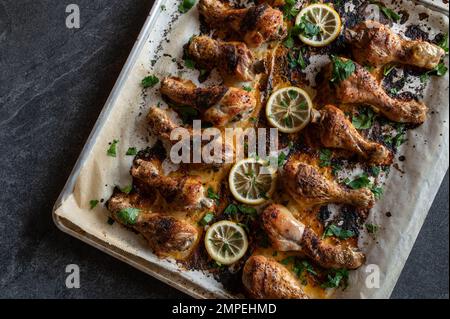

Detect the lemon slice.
[
  {"left": 296, "top": 4, "right": 342, "bottom": 47},
  {"left": 266, "top": 87, "right": 312, "bottom": 133},
  {"left": 229, "top": 158, "right": 277, "bottom": 205},
  {"left": 204, "top": 220, "right": 248, "bottom": 265}
]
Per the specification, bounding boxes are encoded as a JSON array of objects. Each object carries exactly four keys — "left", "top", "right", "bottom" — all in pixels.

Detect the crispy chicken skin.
[
  {"left": 242, "top": 255, "right": 309, "bottom": 299},
  {"left": 107, "top": 191, "right": 198, "bottom": 257},
  {"left": 146, "top": 106, "right": 235, "bottom": 167},
  {"left": 198, "top": 0, "right": 287, "bottom": 48},
  {"left": 320, "top": 59, "right": 428, "bottom": 124},
  {"left": 284, "top": 155, "right": 375, "bottom": 209},
  {"left": 262, "top": 204, "right": 366, "bottom": 269},
  {"left": 312, "top": 105, "right": 393, "bottom": 165},
  {"left": 187, "top": 36, "right": 255, "bottom": 81},
  {"left": 131, "top": 158, "right": 205, "bottom": 211},
  {"left": 160, "top": 77, "right": 256, "bottom": 126},
  {"left": 345, "top": 20, "right": 445, "bottom": 69}
]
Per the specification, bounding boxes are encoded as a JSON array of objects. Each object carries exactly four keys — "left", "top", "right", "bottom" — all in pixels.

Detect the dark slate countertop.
[{"left": 0, "top": 0, "right": 448, "bottom": 298}]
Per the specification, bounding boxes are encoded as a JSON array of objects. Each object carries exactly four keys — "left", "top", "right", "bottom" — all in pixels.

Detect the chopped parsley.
[
  {"left": 437, "top": 33, "right": 449, "bottom": 53},
  {"left": 352, "top": 107, "right": 375, "bottom": 129},
  {"left": 365, "top": 223, "right": 379, "bottom": 234},
  {"left": 287, "top": 48, "right": 308, "bottom": 70},
  {"left": 242, "top": 85, "right": 252, "bottom": 92},
  {"left": 330, "top": 55, "right": 355, "bottom": 84},
  {"left": 371, "top": 186, "right": 383, "bottom": 199},
  {"left": 107, "top": 139, "right": 119, "bottom": 157},
  {"left": 282, "top": 0, "right": 300, "bottom": 19},
  {"left": 345, "top": 173, "right": 371, "bottom": 189},
  {"left": 126, "top": 147, "right": 137, "bottom": 156},
  {"left": 297, "top": 15, "right": 321, "bottom": 39},
  {"left": 141, "top": 75, "right": 159, "bottom": 88},
  {"left": 172, "top": 105, "right": 199, "bottom": 124},
  {"left": 319, "top": 149, "right": 332, "bottom": 167},
  {"left": 277, "top": 151, "right": 287, "bottom": 167},
  {"left": 371, "top": 166, "right": 381, "bottom": 177},
  {"left": 184, "top": 58, "right": 195, "bottom": 69},
  {"left": 384, "top": 125, "right": 407, "bottom": 148},
  {"left": 178, "top": 0, "right": 196, "bottom": 13},
  {"left": 383, "top": 64, "right": 396, "bottom": 76},
  {"left": 207, "top": 187, "right": 220, "bottom": 203},
  {"left": 120, "top": 184, "right": 132, "bottom": 194},
  {"left": 198, "top": 212, "right": 215, "bottom": 226},
  {"left": 117, "top": 208, "right": 140, "bottom": 225},
  {"left": 89, "top": 199, "right": 99, "bottom": 210},
  {"left": 323, "top": 224, "right": 355, "bottom": 240},
  {"left": 372, "top": 2, "right": 401, "bottom": 22},
  {"left": 420, "top": 62, "right": 448, "bottom": 83},
  {"left": 321, "top": 269, "right": 349, "bottom": 289},
  {"left": 224, "top": 203, "right": 257, "bottom": 220}
]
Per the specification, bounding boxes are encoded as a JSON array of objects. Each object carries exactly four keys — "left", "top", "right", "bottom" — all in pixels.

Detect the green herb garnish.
[
  {"left": 89, "top": 199, "right": 99, "bottom": 210},
  {"left": 141, "top": 75, "right": 159, "bottom": 88},
  {"left": 420, "top": 62, "right": 448, "bottom": 83},
  {"left": 107, "top": 139, "right": 119, "bottom": 157},
  {"left": 345, "top": 173, "right": 371, "bottom": 189},
  {"left": 297, "top": 15, "right": 321, "bottom": 39},
  {"left": 383, "top": 64, "right": 396, "bottom": 76},
  {"left": 319, "top": 149, "right": 332, "bottom": 167},
  {"left": 365, "top": 223, "right": 379, "bottom": 234},
  {"left": 242, "top": 85, "right": 252, "bottom": 92},
  {"left": 437, "top": 33, "right": 449, "bottom": 53},
  {"left": 178, "top": 0, "right": 196, "bottom": 13},
  {"left": 330, "top": 55, "right": 355, "bottom": 84},
  {"left": 372, "top": 2, "right": 401, "bottom": 22},
  {"left": 207, "top": 187, "right": 220, "bottom": 202},
  {"left": 126, "top": 147, "right": 137, "bottom": 156},
  {"left": 198, "top": 212, "right": 215, "bottom": 226},
  {"left": 323, "top": 224, "right": 355, "bottom": 240},
  {"left": 120, "top": 185, "right": 132, "bottom": 194},
  {"left": 117, "top": 208, "right": 140, "bottom": 225},
  {"left": 321, "top": 269, "right": 349, "bottom": 289},
  {"left": 352, "top": 108, "right": 375, "bottom": 129}
]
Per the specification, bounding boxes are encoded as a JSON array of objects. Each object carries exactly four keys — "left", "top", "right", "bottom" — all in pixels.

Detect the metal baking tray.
[{"left": 53, "top": 0, "right": 449, "bottom": 299}]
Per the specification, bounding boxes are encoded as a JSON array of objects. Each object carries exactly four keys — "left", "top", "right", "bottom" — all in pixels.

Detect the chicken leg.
[
  {"left": 284, "top": 154, "right": 375, "bottom": 209},
  {"left": 131, "top": 158, "right": 206, "bottom": 211},
  {"left": 242, "top": 255, "right": 308, "bottom": 299},
  {"left": 319, "top": 58, "right": 428, "bottom": 124},
  {"left": 187, "top": 36, "right": 255, "bottom": 81},
  {"left": 199, "top": 0, "right": 287, "bottom": 48},
  {"left": 345, "top": 20, "right": 445, "bottom": 69},
  {"left": 312, "top": 105, "right": 393, "bottom": 165},
  {"left": 261, "top": 204, "right": 365, "bottom": 269},
  {"left": 160, "top": 77, "right": 256, "bottom": 126},
  {"left": 107, "top": 190, "right": 198, "bottom": 258}
]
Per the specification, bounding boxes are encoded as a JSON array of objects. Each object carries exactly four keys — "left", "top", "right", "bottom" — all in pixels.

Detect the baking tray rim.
[{"left": 52, "top": 0, "right": 449, "bottom": 299}]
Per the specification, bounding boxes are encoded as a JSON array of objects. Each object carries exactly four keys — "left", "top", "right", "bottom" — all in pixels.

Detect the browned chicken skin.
[
  {"left": 107, "top": 191, "right": 198, "bottom": 257},
  {"left": 131, "top": 158, "right": 206, "bottom": 211},
  {"left": 199, "top": 0, "right": 287, "bottom": 48},
  {"left": 312, "top": 105, "right": 393, "bottom": 165},
  {"left": 262, "top": 204, "right": 365, "bottom": 269},
  {"left": 284, "top": 155, "right": 375, "bottom": 209},
  {"left": 242, "top": 255, "right": 308, "bottom": 299},
  {"left": 146, "top": 106, "right": 235, "bottom": 167},
  {"left": 187, "top": 36, "right": 255, "bottom": 81},
  {"left": 320, "top": 59, "right": 428, "bottom": 124},
  {"left": 160, "top": 77, "right": 256, "bottom": 126},
  {"left": 345, "top": 20, "right": 445, "bottom": 69}
]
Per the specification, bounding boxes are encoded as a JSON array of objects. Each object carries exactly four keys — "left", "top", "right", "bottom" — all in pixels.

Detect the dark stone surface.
[{"left": 0, "top": 0, "right": 448, "bottom": 298}]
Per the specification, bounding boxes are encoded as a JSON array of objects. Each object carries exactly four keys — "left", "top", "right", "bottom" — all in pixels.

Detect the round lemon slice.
[
  {"left": 296, "top": 4, "right": 342, "bottom": 47},
  {"left": 266, "top": 87, "right": 312, "bottom": 133},
  {"left": 229, "top": 158, "right": 277, "bottom": 205},
  {"left": 204, "top": 220, "right": 248, "bottom": 265}
]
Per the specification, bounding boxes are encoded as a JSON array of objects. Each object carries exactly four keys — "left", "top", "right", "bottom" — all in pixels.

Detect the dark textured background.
[{"left": 0, "top": 0, "right": 448, "bottom": 298}]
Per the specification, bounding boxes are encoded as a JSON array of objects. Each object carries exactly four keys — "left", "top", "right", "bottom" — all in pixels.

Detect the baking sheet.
[{"left": 53, "top": 0, "right": 449, "bottom": 299}]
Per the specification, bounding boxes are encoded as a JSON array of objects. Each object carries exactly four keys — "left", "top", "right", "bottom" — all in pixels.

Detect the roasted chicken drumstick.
[
  {"left": 160, "top": 77, "right": 256, "bottom": 126},
  {"left": 320, "top": 58, "right": 428, "bottom": 124},
  {"left": 242, "top": 255, "right": 309, "bottom": 299},
  {"left": 198, "top": 0, "right": 287, "bottom": 48},
  {"left": 187, "top": 36, "right": 255, "bottom": 81},
  {"left": 262, "top": 204, "right": 365, "bottom": 269},
  {"left": 284, "top": 154, "right": 375, "bottom": 209},
  {"left": 312, "top": 105, "right": 393, "bottom": 165},
  {"left": 345, "top": 20, "right": 445, "bottom": 69},
  {"left": 107, "top": 191, "right": 198, "bottom": 258},
  {"left": 131, "top": 158, "right": 206, "bottom": 211}
]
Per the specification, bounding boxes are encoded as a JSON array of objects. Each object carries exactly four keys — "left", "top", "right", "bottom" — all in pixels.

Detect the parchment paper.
[{"left": 54, "top": 0, "right": 449, "bottom": 299}]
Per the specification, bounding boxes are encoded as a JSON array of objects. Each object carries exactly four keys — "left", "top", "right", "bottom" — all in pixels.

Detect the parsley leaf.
[
  {"left": 242, "top": 85, "right": 252, "bottom": 92},
  {"left": 89, "top": 199, "right": 99, "bottom": 210},
  {"left": 117, "top": 208, "right": 140, "bottom": 225},
  {"left": 198, "top": 212, "right": 215, "bottom": 226},
  {"left": 282, "top": 0, "right": 300, "bottom": 19},
  {"left": 321, "top": 269, "right": 349, "bottom": 289},
  {"left": 297, "top": 15, "right": 320, "bottom": 39},
  {"left": 120, "top": 185, "right": 132, "bottom": 194},
  {"left": 371, "top": 2, "right": 401, "bottom": 22},
  {"left": 107, "top": 140, "right": 119, "bottom": 157},
  {"left": 184, "top": 58, "right": 195, "bottom": 69},
  {"left": 371, "top": 186, "right": 383, "bottom": 199},
  {"left": 126, "top": 147, "right": 137, "bottom": 156},
  {"left": 330, "top": 55, "right": 355, "bottom": 84},
  {"left": 224, "top": 204, "right": 239, "bottom": 216},
  {"left": 352, "top": 108, "right": 375, "bottom": 129},
  {"left": 319, "top": 149, "right": 332, "bottom": 167},
  {"left": 420, "top": 62, "right": 448, "bottom": 83},
  {"left": 345, "top": 173, "right": 371, "bottom": 189},
  {"left": 141, "top": 75, "right": 159, "bottom": 88},
  {"left": 207, "top": 187, "right": 220, "bottom": 203},
  {"left": 437, "top": 33, "right": 449, "bottom": 53},
  {"left": 278, "top": 151, "right": 287, "bottom": 167},
  {"left": 178, "top": 0, "right": 196, "bottom": 13},
  {"left": 323, "top": 224, "right": 355, "bottom": 240},
  {"left": 365, "top": 223, "right": 379, "bottom": 234}
]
